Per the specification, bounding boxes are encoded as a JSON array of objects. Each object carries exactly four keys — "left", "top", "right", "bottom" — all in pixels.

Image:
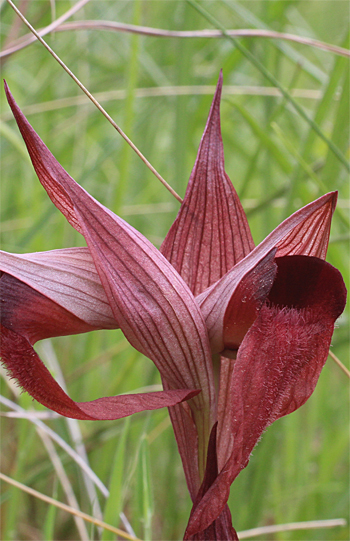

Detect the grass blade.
[
  {"left": 102, "top": 418, "right": 131, "bottom": 541},
  {"left": 187, "top": 0, "right": 350, "bottom": 173},
  {"left": 6, "top": 0, "right": 182, "bottom": 203},
  {"left": 0, "top": 473, "right": 141, "bottom": 541}
]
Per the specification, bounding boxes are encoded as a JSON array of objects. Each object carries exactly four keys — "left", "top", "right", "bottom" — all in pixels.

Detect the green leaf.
[
  {"left": 232, "top": 101, "right": 292, "bottom": 174},
  {"left": 102, "top": 418, "right": 130, "bottom": 541}
]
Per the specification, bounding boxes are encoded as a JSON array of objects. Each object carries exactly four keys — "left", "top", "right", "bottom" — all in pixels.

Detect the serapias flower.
[{"left": 1, "top": 74, "right": 346, "bottom": 540}]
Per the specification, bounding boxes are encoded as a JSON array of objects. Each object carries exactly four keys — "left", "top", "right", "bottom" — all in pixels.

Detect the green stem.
[{"left": 115, "top": 0, "right": 142, "bottom": 212}]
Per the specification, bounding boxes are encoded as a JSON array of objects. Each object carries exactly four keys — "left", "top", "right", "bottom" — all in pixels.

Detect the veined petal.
[
  {"left": 162, "top": 376, "right": 201, "bottom": 500},
  {"left": 0, "top": 248, "right": 117, "bottom": 330},
  {"left": 274, "top": 192, "right": 336, "bottom": 259},
  {"left": 5, "top": 81, "right": 93, "bottom": 236},
  {"left": 197, "top": 192, "right": 337, "bottom": 355},
  {"left": 185, "top": 256, "right": 347, "bottom": 535},
  {"left": 5, "top": 84, "right": 216, "bottom": 423},
  {"left": 0, "top": 324, "right": 200, "bottom": 420},
  {"left": 197, "top": 248, "right": 277, "bottom": 354},
  {"left": 254, "top": 191, "right": 337, "bottom": 260},
  {"left": 216, "top": 357, "right": 235, "bottom": 470},
  {"left": 74, "top": 203, "right": 215, "bottom": 401},
  {"left": 161, "top": 72, "right": 254, "bottom": 296},
  {"left": 1, "top": 273, "right": 99, "bottom": 344}
]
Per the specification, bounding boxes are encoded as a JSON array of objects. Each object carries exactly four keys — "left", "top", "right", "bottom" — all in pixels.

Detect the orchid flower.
[{"left": 0, "top": 74, "right": 346, "bottom": 540}]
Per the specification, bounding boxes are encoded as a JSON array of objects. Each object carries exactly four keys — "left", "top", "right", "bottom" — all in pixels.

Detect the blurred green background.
[{"left": 0, "top": 1, "right": 349, "bottom": 540}]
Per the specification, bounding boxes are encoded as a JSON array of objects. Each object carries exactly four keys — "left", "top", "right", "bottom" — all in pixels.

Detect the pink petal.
[
  {"left": 160, "top": 73, "right": 254, "bottom": 501},
  {"left": 256, "top": 190, "right": 337, "bottom": 260},
  {"left": 72, "top": 197, "right": 216, "bottom": 459},
  {"left": 0, "top": 248, "right": 117, "bottom": 330},
  {"left": 5, "top": 84, "right": 216, "bottom": 427},
  {"left": 197, "top": 191, "right": 337, "bottom": 355},
  {"left": 1, "top": 273, "right": 98, "bottom": 344},
  {"left": 185, "top": 256, "right": 346, "bottom": 534},
  {"left": 269, "top": 255, "right": 347, "bottom": 317},
  {"left": 162, "top": 376, "right": 201, "bottom": 500},
  {"left": 274, "top": 192, "right": 336, "bottom": 259},
  {"left": 197, "top": 248, "right": 277, "bottom": 355},
  {"left": 161, "top": 72, "right": 254, "bottom": 296},
  {"left": 0, "top": 324, "right": 200, "bottom": 420},
  {"left": 216, "top": 357, "right": 235, "bottom": 470},
  {"left": 230, "top": 257, "right": 347, "bottom": 466},
  {"left": 5, "top": 81, "right": 93, "bottom": 235},
  {"left": 5, "top": 82, "right": 82, "bottom": 235}
]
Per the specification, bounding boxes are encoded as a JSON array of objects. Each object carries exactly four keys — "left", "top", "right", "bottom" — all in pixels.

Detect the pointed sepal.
[
  {"left": 4, "top": 83, "right": 216, "bottom": 425},
  {"left": 0, "top": 248, "right": 117, "bottom": 334},
  {"left": 161, "top": 72, "right": 254, "bottom": 296},
  {"left": 197, "top": 191, "right": 338, "bottom": 356}
]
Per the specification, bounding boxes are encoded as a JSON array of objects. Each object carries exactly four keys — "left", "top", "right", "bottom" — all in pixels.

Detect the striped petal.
[
  {"left": 5, "top": 83, "right": 216, "bottom": 433},
  {"left": 0, "top": 247, "right": 117, "bottom": 332},
  {"left": 161, "top": 72, "right": 254, "bottom": 296},
  {"left": 197, "top": 191, "right": 337, "bottom": 356}
]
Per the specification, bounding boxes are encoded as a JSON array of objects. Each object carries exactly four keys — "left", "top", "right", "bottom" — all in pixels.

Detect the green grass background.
[{"left": 0, "top": 1, "right": 349, "bottom": 540}]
